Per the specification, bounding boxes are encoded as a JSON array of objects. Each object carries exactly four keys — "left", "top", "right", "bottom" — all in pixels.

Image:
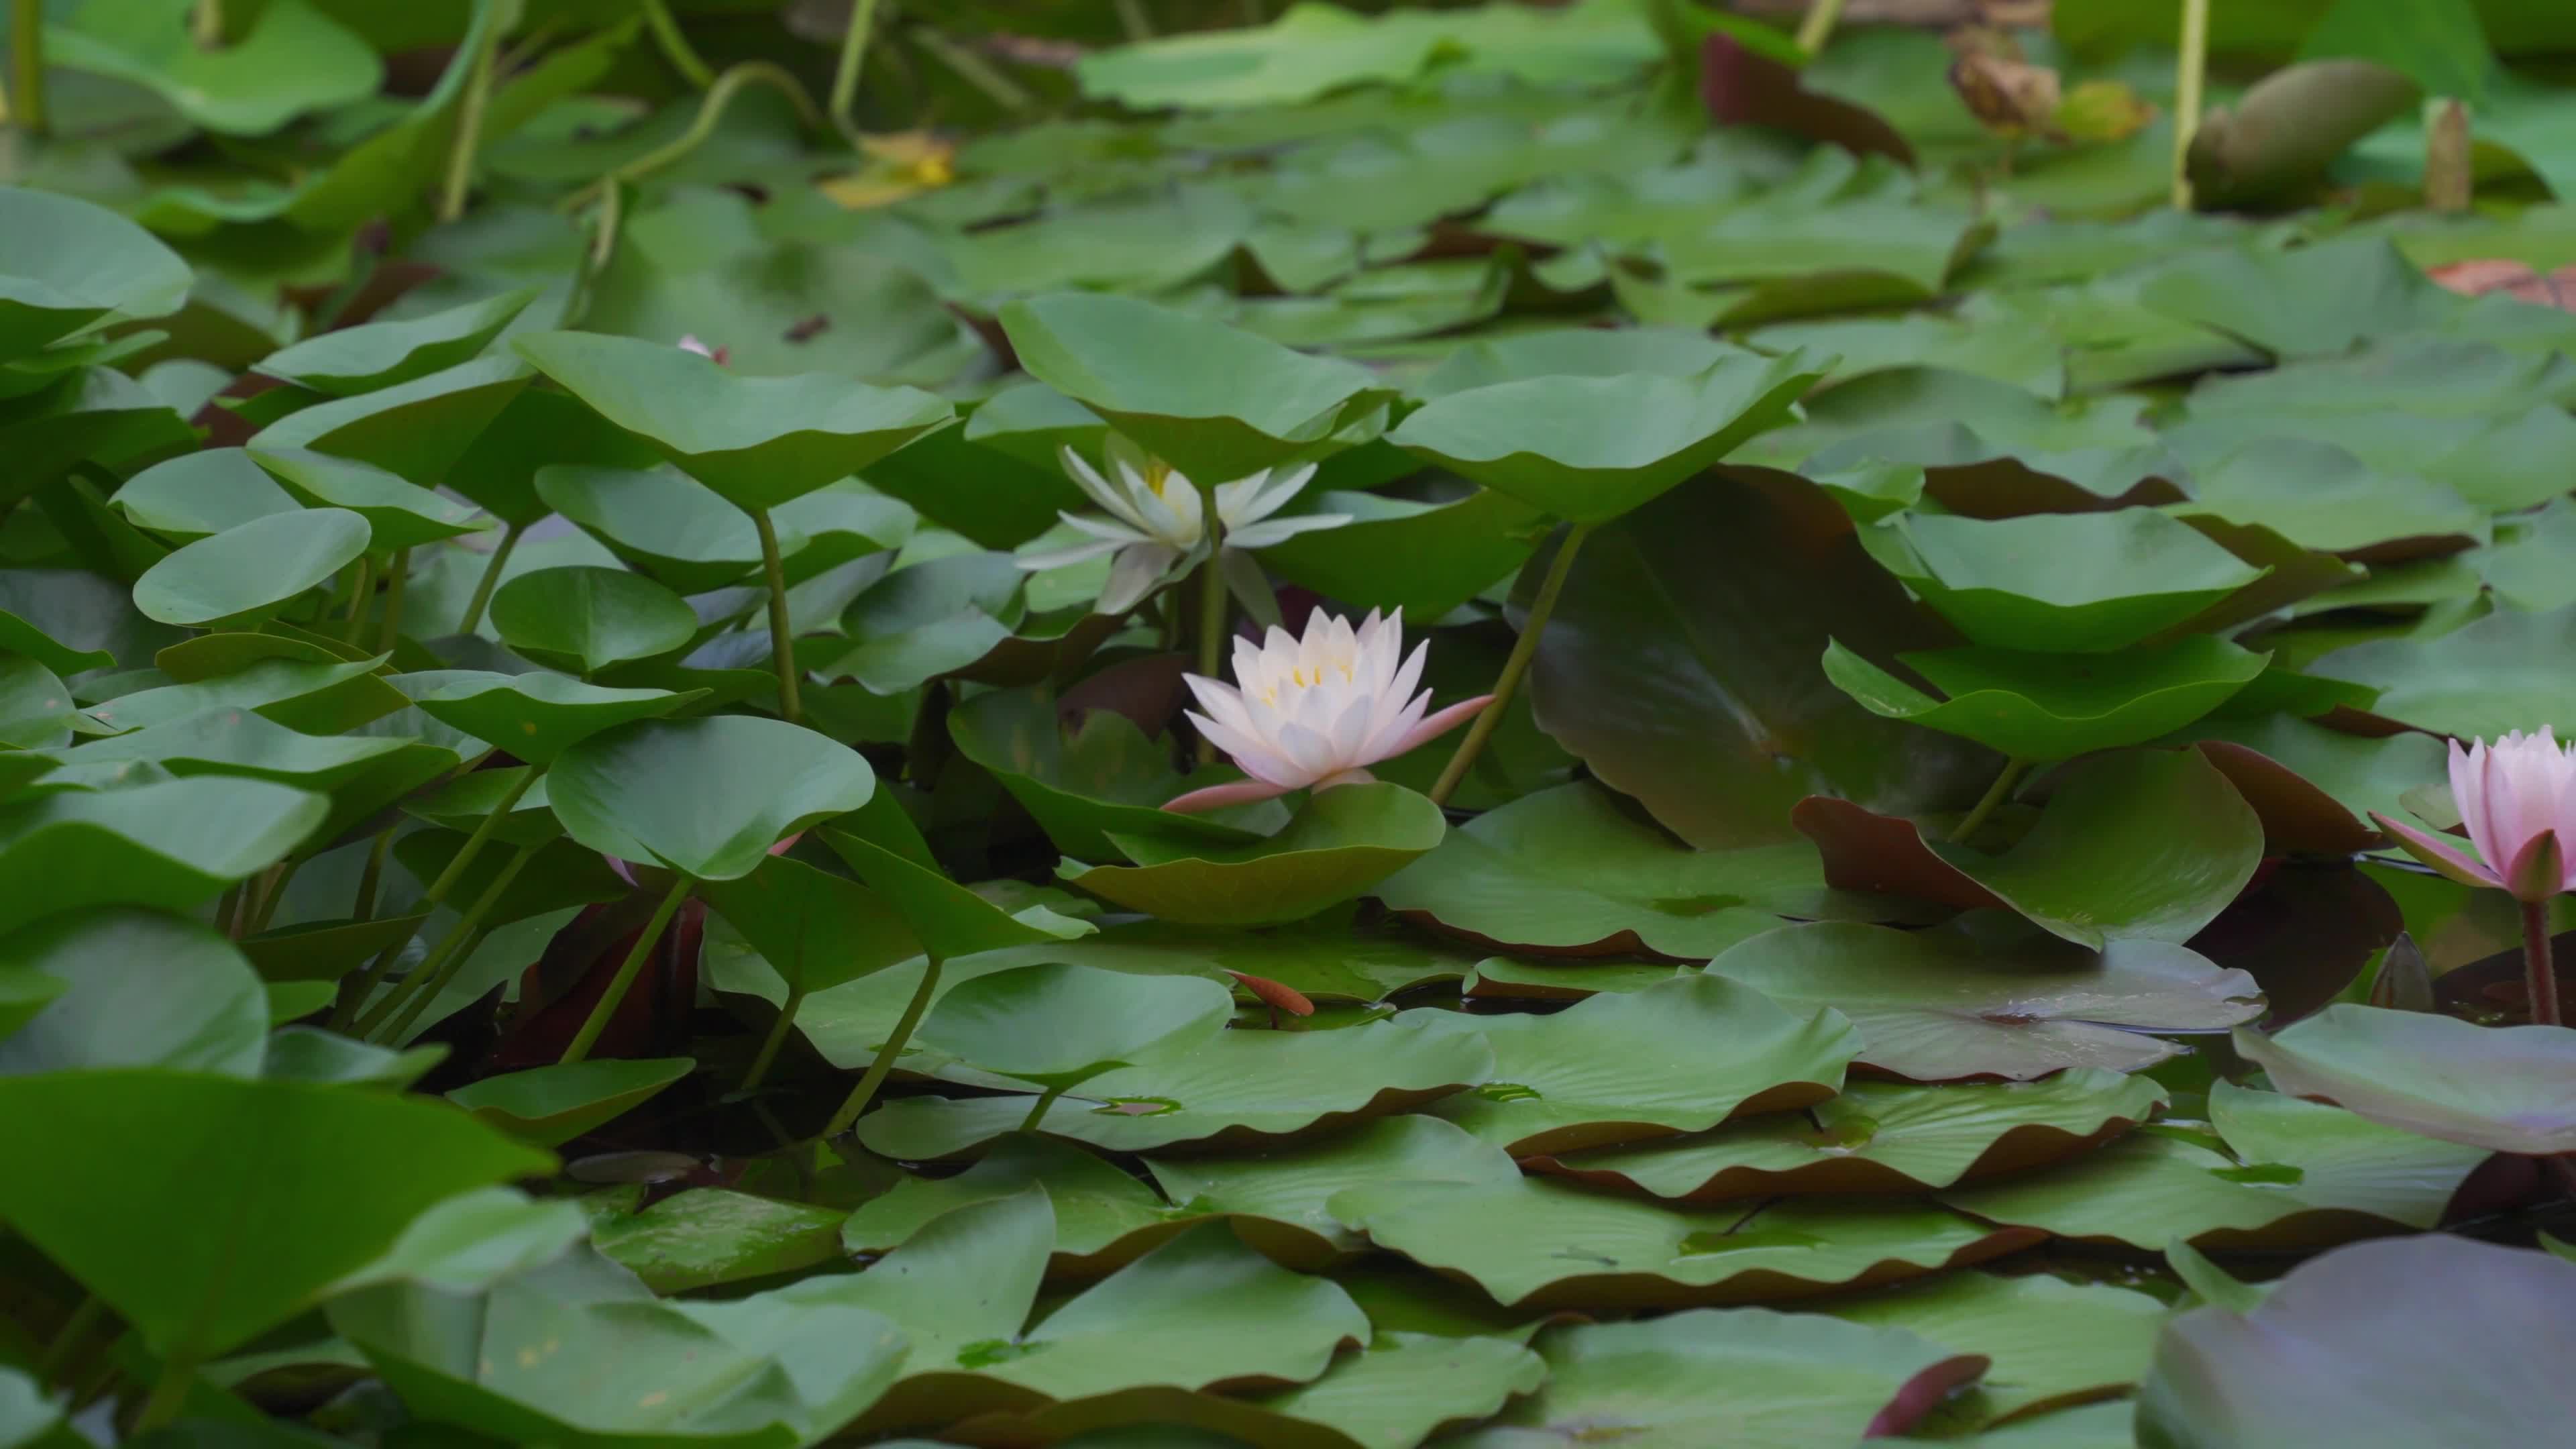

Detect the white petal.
[
  {"left": 1223, "top": 513, "right": 1352, "bottom": 551},
  {"left": 1059, "top": 445, "right": 1128, "bottom": 517},
  {"left": 1061, "top": 511, "right": 1154, "bottom": 545},
  {"left": 1098, "top": 543, "right": 1182, "bottom": 614},
  {"left": 1015, "top": 537, "right": 1125, "bottom": 572}
]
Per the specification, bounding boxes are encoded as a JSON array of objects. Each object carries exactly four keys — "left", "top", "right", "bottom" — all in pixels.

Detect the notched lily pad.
[{"left": 1061, "top": 782, "right": 1446, "bottom": 926}]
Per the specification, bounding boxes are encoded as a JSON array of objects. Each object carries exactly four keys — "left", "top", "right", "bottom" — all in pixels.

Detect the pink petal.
[
  {"left": 2499, "top": 828, "right": 2565, "bottom": 903},
  {"left": 2371, "top": 812, "right": 2502, "bottom": 890},
  {"left": 1383, "top": 694, "right": 1495, "bottom": 760},
  {"left": 605, "top": 854, "right": 639, "bottom": 887},
  {"left": 1164, "top": 778, "right": 1294, "bottom": 814}
]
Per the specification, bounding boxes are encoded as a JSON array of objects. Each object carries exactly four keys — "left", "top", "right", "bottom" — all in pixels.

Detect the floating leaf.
[
  {"left": 0, "top": 908, "right": 268, "bottom": 1076},
  {"left": 0, "top": 777, "right": 327, "bottom": 936},
  {"left": 947, "top": 688, "right": 1288, "bottom": 861},
  {"left": 551, "top": 716, "right": 875, "bottom": 881},
  {"left": 1824, "top": 636, "right": 2269, "bottom": 762},
  {"left": 1397, "top": 973, "right": 1857, "bottom": 1155},
  {"left": 1829, "top": 1271, "right": 2167, "bottom": 1428},
  {"left": 1259, "top": 485, "right": 1548, "bottom": 621},
  {"left": 1060, "top": 782, "right": 1446, "bottom": 926},
  {"left": 916, "top": 962, "right": 1234, "bottom": 1092},
  {"left": 537, "top": 464, "right": 773, "bottom": 594},
  {"left": 489, "top": 565, "right": 697, "bottom": 676},
  {"left": 248, "top": 355, "right": 535, "bottom": 488},
  {"left": 2310, "top": 604, "right": 2576, "bottom": 738},
  {"left": 1705, "top": 918, "right": 2263, "bottom": 1081},
  {"left": 414, "top": 672, "right": 699, "bottom": 767},
  {"left": 448, "top": 1059, "right": 697, "bottom": 1148},
  {"left": 131, "top": 508, "right": 371, "bottom": 629},
  {"left": 1860, "top": 508, "right": 2270, "bottom": 653},
  {"left": 586, "top": 1186, "right": 848, "bottom": 1295},
  {"left": 255, "top": 288, "right": 537, "bottom": 396},
  {"left": 248, "top": 447, "right": 490, "bottom": 548},
  {"left": 110, "top": 448, "right": 299, "bottom": 543},
  {"left": 0, "top": 186, "right": 192, "bottom": 359},
  {"left": 2235, "top": 1002, "right": 2576, "bottom": 1155}
]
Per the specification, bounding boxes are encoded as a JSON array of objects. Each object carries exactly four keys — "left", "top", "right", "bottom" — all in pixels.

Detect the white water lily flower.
[
  {"left": 1016, "top": 446, "right": 1350, "bottom": 614},
  {"left": 1165, "top": 608, "right": 1490, "bottom": 814}
]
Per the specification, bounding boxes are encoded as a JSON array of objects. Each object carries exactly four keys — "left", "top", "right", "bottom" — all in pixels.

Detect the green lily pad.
[
  {"left": 1395, "top": 973, "right": 1857, "bottom": 1155},
  {"left": 414, "top": 672, "right": 699, "bottom": 767},
  {"left": 0, "top": 186, "right": 192, "bottom": 360},
  {"left": 448, "top": 1059, "right": 697, "bottom": 1148},
  {"left": 1862, "top": 508, "right": 2271, "bottom": 653},
  {"left": 0, "top": 775, "right": 326, "bottom": 936},
  {"left": 110, "top": 448, "right": 300, "bottom": 543},
  {"left": 947, "top": 688, "right": 1289, "bottom": 861},
  {"left": 255, "top": 288, "right": 537, "bottom": 396},
  {"left": 917, "top": 962, "right": 1235, "bottom": 1093},
  {"left": 1412, "top": 326, "right": 1748, "bottom": 398},
  {"left": 551, "top": 716, "right": 875, "bottom": 881},
  {"left": 1829, "top": 1271, "right": 2167, "bottom": 1428},
  {"left": 85, "top": 653, "right": 405, "bottom": 737},
  {"left": 2137, "top": 1235, "right": 2576, "bottom": 1449},
  {"left": 820, "top": 828, "right": 1091, "bottom": 964},
  {"left": 699, "top": 853, "right": 919, "bottom": 1004},
  {"left": 0, "top": 656, "right": 70, "bottom": 750},
  {"left": 248, "top": 355, "right": 535, "bottom": 488},
  {"left": 1386, "top": 355, "right": 1821, "bottom": 524},
  {"left": 488, "top": 565, "right": 696, "bottom": 675},
  {"left": 998, "top": 292, "right": 1392, "bottom": 484},
  {"left": 2310, "top": 604, "right": 2576, "bottom": 739},
  {"left": 1446, "top": 1307, "right": 1988, "bottom": 1448},
  {"left": 2235, "top": 1002, "right": 2576, "bottom": 1155},
  {"left": 821, "top": 549, "right": 1028, "bottom": 695},
  {"left": 46, "top": 0, "right": 380, "bottom": 135},
  {"left": 855, "top": 1016, "right": 1493, "bottom": 1159},
  {"left": 843, "top": 1133, "right": 1188, "bottom": 1272},
  {"left": 443, "top": 385, "right": 673, "bottom": 528},
  {"left": 1259, "top": 484, "right": 1548, "bottom": 621},
  {"left": 1336, "top": 1177, "right": 2038, "bottom": 1310},
  {"left": 0, "top": 908, "right": 268, "bottom": 1076},
  {"left": 262, "top": 1024, "right": 445, "bottom": 1089},
  {"left": 1824, "top": 636, "right": 2269, "bottom": 762},
  {"left": 0, "top": 568, "right": 143, "bottom": 676},
  {"left": 0, "top": 1068, "right": 549, "bottom": 1358},
  {"left": 131, "top": 508, "right": 371, "bottom": 629},
  {"left": 2137, "top": 236, "right": 2463, "bottom": 360},
  {"left": 1376, "top": 782, "right": 1897, "bottom": 958},
  {"left": 243, "top": 913, "right": 433, "bottom": 985},
  {"left": 1536, "top": 1070, "right": 2168, "bottom": 1201},
  {"left": 586, "top": 1186, "right": 848, "bottom": 1295},
  {"left": 0, "top": 963, "right": 64, "bottom": 1040},
  {"left": 1705, "top": 918, "right": 2263, "bottom": 1081},
  {"left": 327, "top": 1185, "right": 588, "bottom": 1295},
  {"left": 399, "top": 766, "right": 564, "bottom": 849},
  {"left": 392, "top": 833, "right": 625, "bottom": 928},
  {"left": 247, "top": 447, "right": 490, "bottom": 549},
  {"left": 535, "top": 464, "right": 773, "bottom": 594},
  {"left": 1060, "top": 782, "right": 1446, "bottom": 926},
  {"left": 2169, "top": 437, "right": 2485, "bottom": 558},
  {"left": 1939, "top": 1081, "right": 2490, "bottom": 1250},
  {"left": 514, "top": 331, "right": 955, "bottom": 514}
]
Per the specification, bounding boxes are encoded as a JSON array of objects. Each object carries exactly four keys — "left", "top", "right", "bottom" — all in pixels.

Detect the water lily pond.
[{"left": 7, "top": 0, "right": 2576, "bottom": 1444}]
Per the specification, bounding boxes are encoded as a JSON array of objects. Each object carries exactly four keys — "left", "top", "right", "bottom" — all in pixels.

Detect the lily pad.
[
  {"left": 514, "top": 331, "right": 955, "bottom": 515},
  {"left": 1395, "top": 973, "right": 1858, "bottom": 1155},
  {"left": 131, "top": 508, "right": 372, "bottom": 629},
  {"left": 448, "top": 1059, "right": 697, "bottom": 1148},
  {"left": 1377, "top": 782, "right": 1903, "bottom": 958},
  {"left": 1535, "top": 1071, "right": 2167, "bottom": 1201},
  {"left": 1061, "top": 782, "right": 1446, "bottom": 926},
  {"left": 998, "top": 292, "right": 1391, "bottom": 484},
  {"left": 2169, "top": 437, "right": 2485, "bottom": 558},
  {"left": 1258, "top": 485, "right": 1548, "bottom": 621},
  {"left": 110, "top": 448, "right": 299, "bottom": 543},
  {"left": 586, "top": 1187, "right": 849, "bottom": 1295},
  {"left": 698, "top": 853, "right": 919, "bottom": 1005},
  {"left": 536, "top": 464, "right": 774, "bottom": 594},
  {"left": 855, "top": 1016, "right": 1493, "bottom": 1159},
  {"left": 413, "top": 672, "right": 700, "bottom": 767},
  {"left": 0, "top": 1069, "right": 549, "bottom": 1358},
  {"left": 1939, "top": 1081, "right": 2490, "bottom": 1250},
  {"left": 918, "top": 962, "right": 1235, "bottom": 1094},
  {"left": 1385, "top": 355, "right": 1822, "bottom": 523},
  {"left": 1861, "top": 508, "right": 2270, "bottom": 653},
  {"left": 0, "top": 186, "right": 193, "bottom": 359},
  {"left": 2137, "top": 1235, "right": 2576, "bottom": 1449},
  {"left": 247, "top": 356, "right": 534, "bottom": 489},
  {"left": 0, "top": 908, "right": 268, "bottom": 1077},
  {"left": 1823, "top": 636, "right": 2269, "bottom": 762},
  {"left": 85, "top": 653, "right": 405, "bottom": 737},
  {"left": 488, "top": 565, "right": 697, "bottom": 675},
  {"left": 1705, "top": 918, "right": 2264, "bottom": 1081},
  {"left": 255, "top": 289, "right": 537, "bottom": 396},
  {"left": 2235, "top": 1002, "right": 2576, "bottom": 1155},
  {"left": 1334, "top": 1177, "right": 2039, "bottom": 1309},
  {"left": 2309, "top": 603, "right": 2576, "bottom": 739},
  {"left": 947, "top": 688, "right": 1289, "bottom": 861},
  {"left": 247, "top": 447, "right": 490, "bottom": 549},
  {"left": 1446, "top": 1307, "right": 1989, "bottom": 1448},
  {"left": 0, "top": 775, "right": 327, "bottom": 936},
  {"left": 1829, "top": 1271, "right": 2167, "bottom": 1428},
  {"left": 551, "top": 716, "right": 875, "bottom": 881}
]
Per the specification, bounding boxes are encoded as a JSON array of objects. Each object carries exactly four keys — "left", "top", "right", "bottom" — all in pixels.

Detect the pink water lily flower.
[
  {"left": 1165, "top": 608, "right": 1489, "bottom": 814},
  {"left": 2373, "top": 729, "right": 2576, "bottom": 903}
]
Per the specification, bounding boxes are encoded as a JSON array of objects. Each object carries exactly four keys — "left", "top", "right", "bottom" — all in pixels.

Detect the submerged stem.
[
  {"left": 560, "top": 873, "right": 693, "bottom": 1065},
  {"left": 2524, "top": 899, "right": 2562, "bottom": 1028},
  {"left": 753, "top": 508, "right": 802, "bottom": 726},
  {"left": 1430, "top": 521, "right": 1592, "bottom": 807},
  {"left": 824, "top": 955, "right": 943, "bottom": 1138},
  {"left": 1949, "top": 758, "right": 2031, "bottom": 845}
]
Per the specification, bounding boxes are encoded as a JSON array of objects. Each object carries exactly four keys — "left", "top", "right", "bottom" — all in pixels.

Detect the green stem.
[
  {"left": 357, "top": 841, "right": 537, "bottom": 1041},
  {"left": 641, "top": 0, "right": 715, "bottom": 89},
  {"left": 908, "top": 25, "right": 1032, "bottom": 113},
  {"left": 566, "top": 61, "right": 824, "bottom": 211},
  {"left": 1114, "top": 0, "right": 1153, "bottom": 40},
  {"left": 1018, "top": 1083, "right": 1069, "bottom": 1134},
  {"left": 2172, "top": 0, "right": 2210, "bottom": 209},
  {"left": 214, "top": 884, "right": 244, "bottom": 939},
  {"left": 1195, "top": 544, "right": 1227, "bottom": 765},
  {"left": 352, "top": 827, "right": 394, "bottom": 922},
  {"left": 737, "top": 983, "right": 808, "bottom": 1094},
  {"left": 133, "top": 1348, "right": 201, "bottom": 1433},
  {"left": 191, "top": 0, "right": 220, "bottom": 47},
  {"left": 35, "top": 1295, "right": 103, "bottom": 1389},
  {"left": 1430, "top": 521, "right": 1591, "bottom": 807},
  {"left": 456, "top": 522, "right": 523, "bottom": 637},
  {"left": 437, "top": 11, "right": 500, "bottom": 224},
  {"left": 1948, "top": 758, "right": 2029, "bottom": 845},
  {"left": 376, "top": 547, "right": 411, "bottom": 654},
  {"left": 823, "top": 955, "right": 942, "bottom": 1138},
  {"left": 752, "top": 508, "right": 802, "bottom": 726},
  {"left": 559, "top": 874, "right": 692, "bottom": 1065},
  {"left": 245, "top": 857, "right": 299, "bottom": 936},
  {"left": 2524, "top": 899, "right": 2561, "bottom": 1028},
  {"left": 9, "top": 0, "right": 47, "bottom": 136},
  {"left": 341, "top": 554, "right": 374, "bottom": 645},
  {"left": 1794, "top": 0, "right": 1848, "bottom": 55},
  {"left": 828, "top": 0, "right": 883, "bottom": 142},
  {"left": 376, "top": 924, "right": 488, "bottom": 1045},
  {"left": 331, "top": 768, "right": 540, "bottom": 1028}
]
